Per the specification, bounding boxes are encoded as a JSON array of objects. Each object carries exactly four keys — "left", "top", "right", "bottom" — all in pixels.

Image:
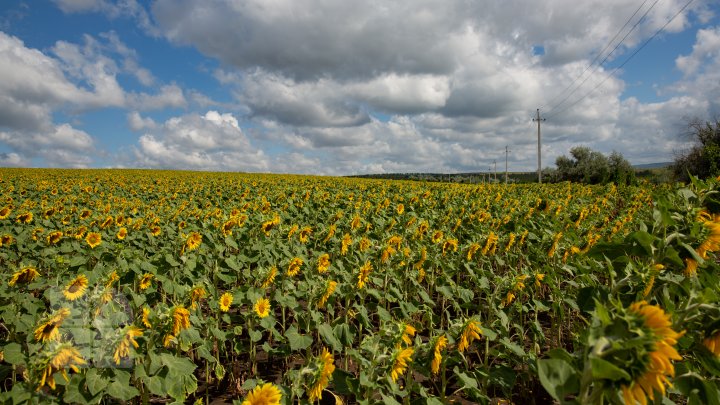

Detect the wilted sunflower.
[
  {"left": 185, "top": 232, "right": 202, "bottom": 251},
  {"left": 219, "top": 292, "right": 233, "bottom": 312},
  {"left": 63, "top": 275, "right": 88, "bottom": 301},
  {"left": 113, "top": 326, "right": 142, "bottom": 365},
  {"left": 190, "top": 286, "right": 207, "bottom": 310},
  {"left": 9, "top": 266, "right": 40, "bottom": 286},
  {"left": 138, "top": 273, "right": 154, "bottom": 290},
  {"left": 390, "top": 347, "right": 414, "bottom": 383},
  {"left": 85, "top": 232, "right": 101, "bottom": 248},
  {"left": 431, "top": 335, "right": 448, "bottom": 375},
  {"left": 241, "top": 382, "right": 282, "bottom": 405},
  {"left": 307, "top": 348, "right": 335, "bottom": 402},
  {"left": 34, "top": 307, "right": 71, "bottom": 342},
  {"left": 254, "top": 297, "right": 271, "bottom": 318},
  {"left": 35, "top": 342, "right": 86, "bottom": 391},
  {"left": 458, "top": 319, "right": 483, "bottom": 352}
]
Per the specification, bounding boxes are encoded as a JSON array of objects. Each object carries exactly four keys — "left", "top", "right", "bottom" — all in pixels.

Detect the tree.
[
  {"left": 672, "top": 118, "right": 720, "bottom": 182},
  {"left": 552, "top": 146, "right": 634, "bottom": 185}
]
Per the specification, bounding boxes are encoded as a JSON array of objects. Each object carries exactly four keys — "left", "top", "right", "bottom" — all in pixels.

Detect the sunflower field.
[{"left": 0, "top": 169, "right": 719, "bottom": 405}]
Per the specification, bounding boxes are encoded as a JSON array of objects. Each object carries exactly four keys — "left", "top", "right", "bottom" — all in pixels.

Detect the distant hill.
[{"left": 633, "top": 162, "right": 672, "bottom": 169}]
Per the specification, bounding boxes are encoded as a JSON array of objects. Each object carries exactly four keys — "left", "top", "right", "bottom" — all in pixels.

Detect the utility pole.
[
  {"left": 504, "top": 145, "right": 511, "bottom": 184},
  {"left": 532, "top": 109, "right": 546, "bottom": 183},
  {"left": 493, "top": 160, "right": 497, "bottom": 182}
]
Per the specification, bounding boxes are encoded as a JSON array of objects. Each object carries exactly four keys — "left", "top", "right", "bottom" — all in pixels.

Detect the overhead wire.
[
  {"left": 541, "top": 0, "right": 651, "bottom": 111},
  {"left": 544, "top": 0, "right": 697, "bottom": 120},
  {"left": 544, "top": 0, "right": 661, "bottom": 115}
]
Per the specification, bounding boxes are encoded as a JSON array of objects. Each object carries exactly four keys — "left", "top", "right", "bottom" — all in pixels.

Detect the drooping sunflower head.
[
  {"left": 63, "top": 274, "right": 89, "bottom": 301},
  {"left": 592, "top": 301, "right": 684, "bottom": 405},
  {"left": 307, "top": 348, "right": 335, "bottom": 402},
  {"left": 390, "top": 346, "right": 414, "bottom": 383},
  {"left": 287, "top": 257, "right": 303, "bottom": 276},
  {"left": 33, "top": 342, "right": 86, "bottom": 391},
  {"left": 171, "top": 306, "right": 191, "bottom": 335},
  {"left": 9, "top": 266, "right": 40, "bottom": 286},
  {"left": 138, "top": 273, "right": 154, "bottom": 290}
]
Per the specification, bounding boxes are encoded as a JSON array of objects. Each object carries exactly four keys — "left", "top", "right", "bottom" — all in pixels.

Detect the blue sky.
[{"left": 0, "top": 0, "right": 719, "bottom": 174}]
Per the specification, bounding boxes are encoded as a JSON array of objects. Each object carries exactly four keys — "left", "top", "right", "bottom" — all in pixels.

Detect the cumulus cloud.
[
  {"left": 0, "top": 124, "right": 96, "bottom": 168},
  {"left": 133, "top": 111, "right": 270, "bottom": 172},
  {"left": 127, "top": 111, "right": 156, "bottom": 131}
]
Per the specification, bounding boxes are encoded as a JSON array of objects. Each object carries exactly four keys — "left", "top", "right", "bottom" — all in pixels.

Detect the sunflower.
[
  {"left": 254, "top": 297, "right": 271, "bottom": 318},
  {"left": 0, "top": 234, "right": 13, "bottom": 246},
  {"left": 318, "top": 280, "right": 337, "bottom": 308},
  {"left": 36, "top": 342, "right": 86, "bottom": 391},
  {"left": 44, "top": 231, "right": 62, "bottom": 245},
  {"left": 219, "top": 292, "right": 233, "bottom": 312},
  {"left": 241, "top": 382, "right": 282, "bottom": 405},
  {"left": 185, "top": 232, "right": 202, "bottom": 251},
  {"left": 63, "top": 275, "right": 88, "bottom": 301},
  {"left": 79, "top": 209, "right": 92, "bottom": 220},
  {"left": 390, "top": 347, "right": 414, "bottom": 383},
  {"left": 261, "top": 266, "right": 277, "bottom": 288},
  {"left": 0, "top": 206, "right": 11, "bottom": 220},
  {"left": 116, "top": 227, "right": 127, "bottom": 240},
  {"left": 113, "top": 326, "right": 142, "bottom": 365},
  {"left": 298, "top": 226, "right": 312, "bottom": 243},
  {"left": 261, "top": 215, "right": 280, "bottom": 235},
  {"left": 340, "top": 233, "right": 352, "bottom": 255},
  {"left": 311, "top": 253, "right": 330, "bottom": 274},
  {"left": 16, "top": 212, "right": 33, "bottom": 224},
  {"left": 357, "top": 261, "right": 372, "bottom": 289},
  {"left": 138, "top": 273, "right": 154, "bottom": 290},
  {"left": 171, "top": 306, "right": 191, "bottom": 335},
  {"left": 9, "top": 266, "right": 40, "bottom": 286},
  {"left": 458, "top": 319, "right": 483, "bottom": 352},
  {"left": 190, "top": 286, "right": 207, "bottom": 310},
  {"left": 619, "top": 301, "right": 684, "bottom": 405},
  {"left": 141, "top": 307, "right": 152, "bottom": 328},
  {"left": 100, "top": 216, "right": 113, "bottom": 229},
  {"left": 431, "top": 231, "right": 444, "bottom": 244},
  {"left": 396, "top": 203, "right": 404, "bottom": 214},
  {"left": 481, "top": 232, "right": 498, "bottom": 255},
  {"left": 703, "top": 332, "right": 720, "bottom": 357},
  {"left": 442, "top": 238, "right": 458, "bottom": 255},
  {"left": 34, "top": 307, "right": 71, "bottom": 342},
  {"left": 85, "top": 232, "right": 101, "bottom": 248},
  {"left": 358, "top": 237, "right": 371, "bottom": 252},
  {"left": 287, "top": 224, "right": 299, "bottom": 239},
  {"left": 221, "top": 219, "right": 235, "bottom": 236},
  {"left": 150, "top": 225, "right": 161, "bottom": 236},
  {"left": 323, "top": 224, "right": 336, "bottom": 243},
  {"left": 505, "top": 233, "right": 517, "bottom": 252},
  {"left": 308, "top": 348, "right": 335, "bottom": 402},
  {"left": 548, "top": 232, "right": 563, "bottom": 258},
  {"left": 431, "top": 335, "right": 448, "bottom": 375},
  {"left": 287, "top": 257, "right": 303, "bottom": 276},
  {"left": 466, "top": 243, "right": 481, "bottom": 261},
  {"left": 400, "top": 323, "right": 416, "bottom": 346}
]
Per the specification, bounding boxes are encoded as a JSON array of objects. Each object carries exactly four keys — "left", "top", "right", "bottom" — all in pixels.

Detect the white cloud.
[
  {"left": 127, "top": 111, "right": 156, "bottom": 131},
  {"left": 0, "top": 124, "right": 95, "bottom": 168},
  {"left": 132, "top": 111, "right": 270, "bottom": 172}
]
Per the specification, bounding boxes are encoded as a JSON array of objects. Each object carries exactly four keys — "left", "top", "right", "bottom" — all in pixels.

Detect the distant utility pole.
[
  {"left": 504, "top": 145, "right": 511, "bottom": 184},
  {"left": 493, "top": 160, "right": 497, "bottom": 182},
  {"left": 532, "top": 109, "right": 546, "bottom": 183}
]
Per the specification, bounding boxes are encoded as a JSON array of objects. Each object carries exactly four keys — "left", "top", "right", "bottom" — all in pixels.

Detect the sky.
[{"left": 0, "top": 0, "right": 719, "bottom": 175}]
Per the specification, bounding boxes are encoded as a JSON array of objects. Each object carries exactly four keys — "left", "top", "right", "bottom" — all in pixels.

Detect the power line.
[
  {"left": 545, "top": 0, "right": 697, "bottom": 120},
  {"left": 545, "top": 0, "right": 660, "bottom": 115},
  {"left": 542, "top": 0, "right": 651, "bottom": 111}
]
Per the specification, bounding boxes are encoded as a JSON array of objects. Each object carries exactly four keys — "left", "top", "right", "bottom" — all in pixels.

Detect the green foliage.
[
  {"left": 550, "top": 147, "right": 635, "bottom": 185},
  {"left": 672, "top": 119, "right": 720, "bottom": 182}
]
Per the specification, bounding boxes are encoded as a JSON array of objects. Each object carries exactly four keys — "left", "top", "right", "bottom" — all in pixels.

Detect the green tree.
[
  {"left": 672, "top": 118, "right": 720, "bottom": 182},
  {"left": 552, "top": 146, "right": 634, "bottom": 185}
]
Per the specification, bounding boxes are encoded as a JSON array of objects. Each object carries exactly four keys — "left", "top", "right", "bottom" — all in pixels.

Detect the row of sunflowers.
[{"left": 0, "top": 169, "right": 718, "bottom": 404}]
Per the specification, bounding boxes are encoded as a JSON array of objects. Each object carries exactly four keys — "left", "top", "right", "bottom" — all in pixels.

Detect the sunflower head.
[
  {"left": 241, "top": 382, "right": 282, "bottom": 405},
  {"left": 85, "top": 232, "right": 102, "bottom": 248},
  {"left": 254, "top": 297, "right": 271, "bottom": 318},
  {"left": 219, "top": 292, "right": 233, "bottom": 312},
  {"left": 63, "top": 274, "right": 89, "bottom": 301}
]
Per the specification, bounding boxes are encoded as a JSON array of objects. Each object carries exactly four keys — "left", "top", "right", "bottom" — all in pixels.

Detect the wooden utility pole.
[
  {"left": 533, "top": 109, "right": 546, "bottom": 183},
  {"left": 493, "top": 160, "right": 497, "bottom": 182},
  {"left": 504, "top": 145, "right": 510, "bottom": 184}
]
